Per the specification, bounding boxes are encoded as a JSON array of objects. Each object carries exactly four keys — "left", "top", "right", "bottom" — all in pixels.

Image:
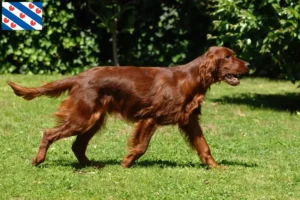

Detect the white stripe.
[
  {"left": 2, "top": 3, "right": 42, "bottom": 30},
  {"left": 20, "top": 2, "right": 42, "bottom": 18},
  {"left": 2, "top": 14, "right": 24, "bottom": 30}
]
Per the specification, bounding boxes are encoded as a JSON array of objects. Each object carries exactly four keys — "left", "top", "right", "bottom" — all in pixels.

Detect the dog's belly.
[{"left": 100, "top": 96, "right": 178, "bottom": 125}]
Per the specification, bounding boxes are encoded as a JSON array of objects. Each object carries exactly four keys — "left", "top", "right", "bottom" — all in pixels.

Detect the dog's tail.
[{"left": 7, "top": 77, "right": 75, "bottom": 100}]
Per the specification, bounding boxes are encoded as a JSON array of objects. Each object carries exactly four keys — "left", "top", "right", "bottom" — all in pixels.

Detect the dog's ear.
[{"left": 199, "top": 52, "right": 219, "bottom": 84}]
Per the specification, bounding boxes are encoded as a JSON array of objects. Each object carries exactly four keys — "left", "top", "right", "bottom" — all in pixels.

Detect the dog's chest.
[
  {"left": 174, "top": 94, "right": 204, "bottom": 124},
  {"left": 184, "top": 94, "right": 204, "bottom": 114}
]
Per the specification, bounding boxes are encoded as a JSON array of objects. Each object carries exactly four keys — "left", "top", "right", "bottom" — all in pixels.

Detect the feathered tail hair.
[{"left": 7, "top": 77, "right": 75, "bottom": 100}]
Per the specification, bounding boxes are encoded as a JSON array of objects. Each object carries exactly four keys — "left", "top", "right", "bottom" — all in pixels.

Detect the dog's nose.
[{"left": 245, "top": 62, "right": 250, "bottom": 67}]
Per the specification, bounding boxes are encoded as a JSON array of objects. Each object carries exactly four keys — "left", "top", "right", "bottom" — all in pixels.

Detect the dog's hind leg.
[
  {"left": 32, "top": 96, "right": 103, "bottom": 166},
  {"left": 32, "top": 122, "right": 82, "bottom": 166},
  {"left": 122, "top": 119, "right": 157, "bottom": 168},
  {"left": 72, "top": 113, "right": 106, "bottom": 166}
]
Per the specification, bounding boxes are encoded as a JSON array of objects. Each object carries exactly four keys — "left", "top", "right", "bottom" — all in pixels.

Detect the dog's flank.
[{"left": 8, "top": 46, "right": 249, "bottom": 168}]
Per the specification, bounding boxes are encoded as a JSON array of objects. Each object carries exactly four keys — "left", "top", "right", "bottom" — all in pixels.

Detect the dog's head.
[{"left": 205, "top": 46, "right": 249, "bottom": 86}]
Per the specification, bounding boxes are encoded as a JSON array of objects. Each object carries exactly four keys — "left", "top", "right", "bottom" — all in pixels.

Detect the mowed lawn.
[{"left": 0, "top": 75, "right": 299, "bottom": 199}]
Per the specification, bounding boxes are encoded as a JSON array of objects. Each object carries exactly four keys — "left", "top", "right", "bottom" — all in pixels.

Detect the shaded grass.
[
  {"left": 0, "top": 75, "right": 299, "bottom": 199},
  {"left": 213, "top": 92, "right": 300, "bottom": 113}
]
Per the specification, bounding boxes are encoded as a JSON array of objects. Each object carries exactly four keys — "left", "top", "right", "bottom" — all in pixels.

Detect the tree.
[{"left": 87, "top": 0, "right": 137, "bottom": 66}]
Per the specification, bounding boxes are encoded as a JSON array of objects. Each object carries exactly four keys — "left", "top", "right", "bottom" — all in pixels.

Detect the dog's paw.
[
  {"left": 32, "top": 157, "right": 44, "bottom": 166},
  {"left": 208, "top": 164, "right": 228, "bottom": 170}
]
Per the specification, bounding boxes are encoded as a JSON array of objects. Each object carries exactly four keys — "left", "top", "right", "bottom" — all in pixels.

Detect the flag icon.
[{"left": 2, "top": 2, "right": 42, "bottom": 30}]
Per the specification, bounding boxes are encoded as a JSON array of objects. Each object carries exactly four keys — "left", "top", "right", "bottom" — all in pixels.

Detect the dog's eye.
[{"left": 225, "top": 55, "right": 231, "bottom": 59}]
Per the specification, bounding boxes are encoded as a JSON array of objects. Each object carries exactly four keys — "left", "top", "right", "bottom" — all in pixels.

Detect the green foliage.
[
  {"left": 0, "top": 0, "right": 100, "bottom": 75},
  {"left": 1, "top": 1, "right": 208, "bottom": 73},
  {"left": 119, "top": 1, "right": 209, "bottom": 66},
  {"left": 1, "top": 0, "right": 300, "bottom": 81},
  {"left": 89, "top": 0, "right": 136, "bottom": 34},
  {"left": 208, "top": 0, "right": 300, "bottom": 82},
  {"left": 129, "top": 2, "right": 189, "bottom": 66}
]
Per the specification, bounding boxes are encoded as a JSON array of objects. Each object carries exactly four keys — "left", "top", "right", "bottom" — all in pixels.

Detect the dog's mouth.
[{"left": 223, "top": 74, "right": 240, "bottom": 86}]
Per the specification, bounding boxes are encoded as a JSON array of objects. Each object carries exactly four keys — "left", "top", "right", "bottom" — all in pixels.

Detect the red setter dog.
[{"left": 8, "top": 46, "right": 248, "bottom": 168}]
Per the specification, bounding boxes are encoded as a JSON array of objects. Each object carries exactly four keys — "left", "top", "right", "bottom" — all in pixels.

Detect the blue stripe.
[
  {"left": 2, "top": 8, "right": 35, "bottom": 30},
  {"left": 2, "top": 23, "right": 12, "bottom": 30},
  {"left": 33, "top": 2, "right": 42, "bottom": 10},
  {"left": 10, "top": 2, "right": 42, "bottom": 26}
]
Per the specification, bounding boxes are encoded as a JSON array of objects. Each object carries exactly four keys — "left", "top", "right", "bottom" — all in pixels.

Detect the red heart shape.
[
  {"left": 11, "top": 22, "right": 16, "bottom": 28},
  {"left": 30, "top": 20, "right": 36, "bottom": 26},
  {"left": 9, "top": 5, "right": 15, "bottom": 11},
  {"left": 29, "top": 3, "right": 34, "bottom": 9},
  {"left": 4, "top": 18, "right": 9, "bottom": 23},
  {"left": 20, "top": 13, "right": 25, "bottom": 19},
  {"left": 36, "top": 8, "right": 41, "bottom": 14}
]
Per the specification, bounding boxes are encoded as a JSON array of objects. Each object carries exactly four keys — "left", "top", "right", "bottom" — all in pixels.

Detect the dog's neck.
[{"left": 178, "top": 54, "right": 218, "bottom": 95}]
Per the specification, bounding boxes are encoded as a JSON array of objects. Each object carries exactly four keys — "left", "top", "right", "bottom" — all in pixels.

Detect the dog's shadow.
[
  {"left": 212, "top": 92, "right": 300, "bottom": 113},
  {"left": 39, "top": 159, "right": 258, "bottom": 169}
]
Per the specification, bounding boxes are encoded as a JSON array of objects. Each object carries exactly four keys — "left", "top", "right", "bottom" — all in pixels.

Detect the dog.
[{"left": 8, "top": 46, "right": 249, "bottom": 168}]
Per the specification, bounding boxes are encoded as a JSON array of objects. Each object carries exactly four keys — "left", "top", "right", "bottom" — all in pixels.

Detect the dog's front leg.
[{"left": 179, "top": 114, "right": 220, "bottom": 168}]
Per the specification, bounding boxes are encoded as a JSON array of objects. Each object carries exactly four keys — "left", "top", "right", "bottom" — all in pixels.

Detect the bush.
[
  {"left": 207, "top": 0, "right": 300, "bottom": 82},
  {"left": 1, "top": 0, "right": 299, "bottom": 82},
  {"left": 0, "top": 0, "right": 100, "bottom": 75},
  {"left": 0, "top": 0, "right": 210, "bottom": 74}
]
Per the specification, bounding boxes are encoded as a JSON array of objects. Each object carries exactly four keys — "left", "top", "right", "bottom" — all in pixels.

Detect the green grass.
[{"left": 0, "top": 75, "right": 299, "bottom": 199}]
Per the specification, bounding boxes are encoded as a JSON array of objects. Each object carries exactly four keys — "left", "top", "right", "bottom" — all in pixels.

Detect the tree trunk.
[{"left": 111, "top": 18, "right": 119, "bottom": 66}]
